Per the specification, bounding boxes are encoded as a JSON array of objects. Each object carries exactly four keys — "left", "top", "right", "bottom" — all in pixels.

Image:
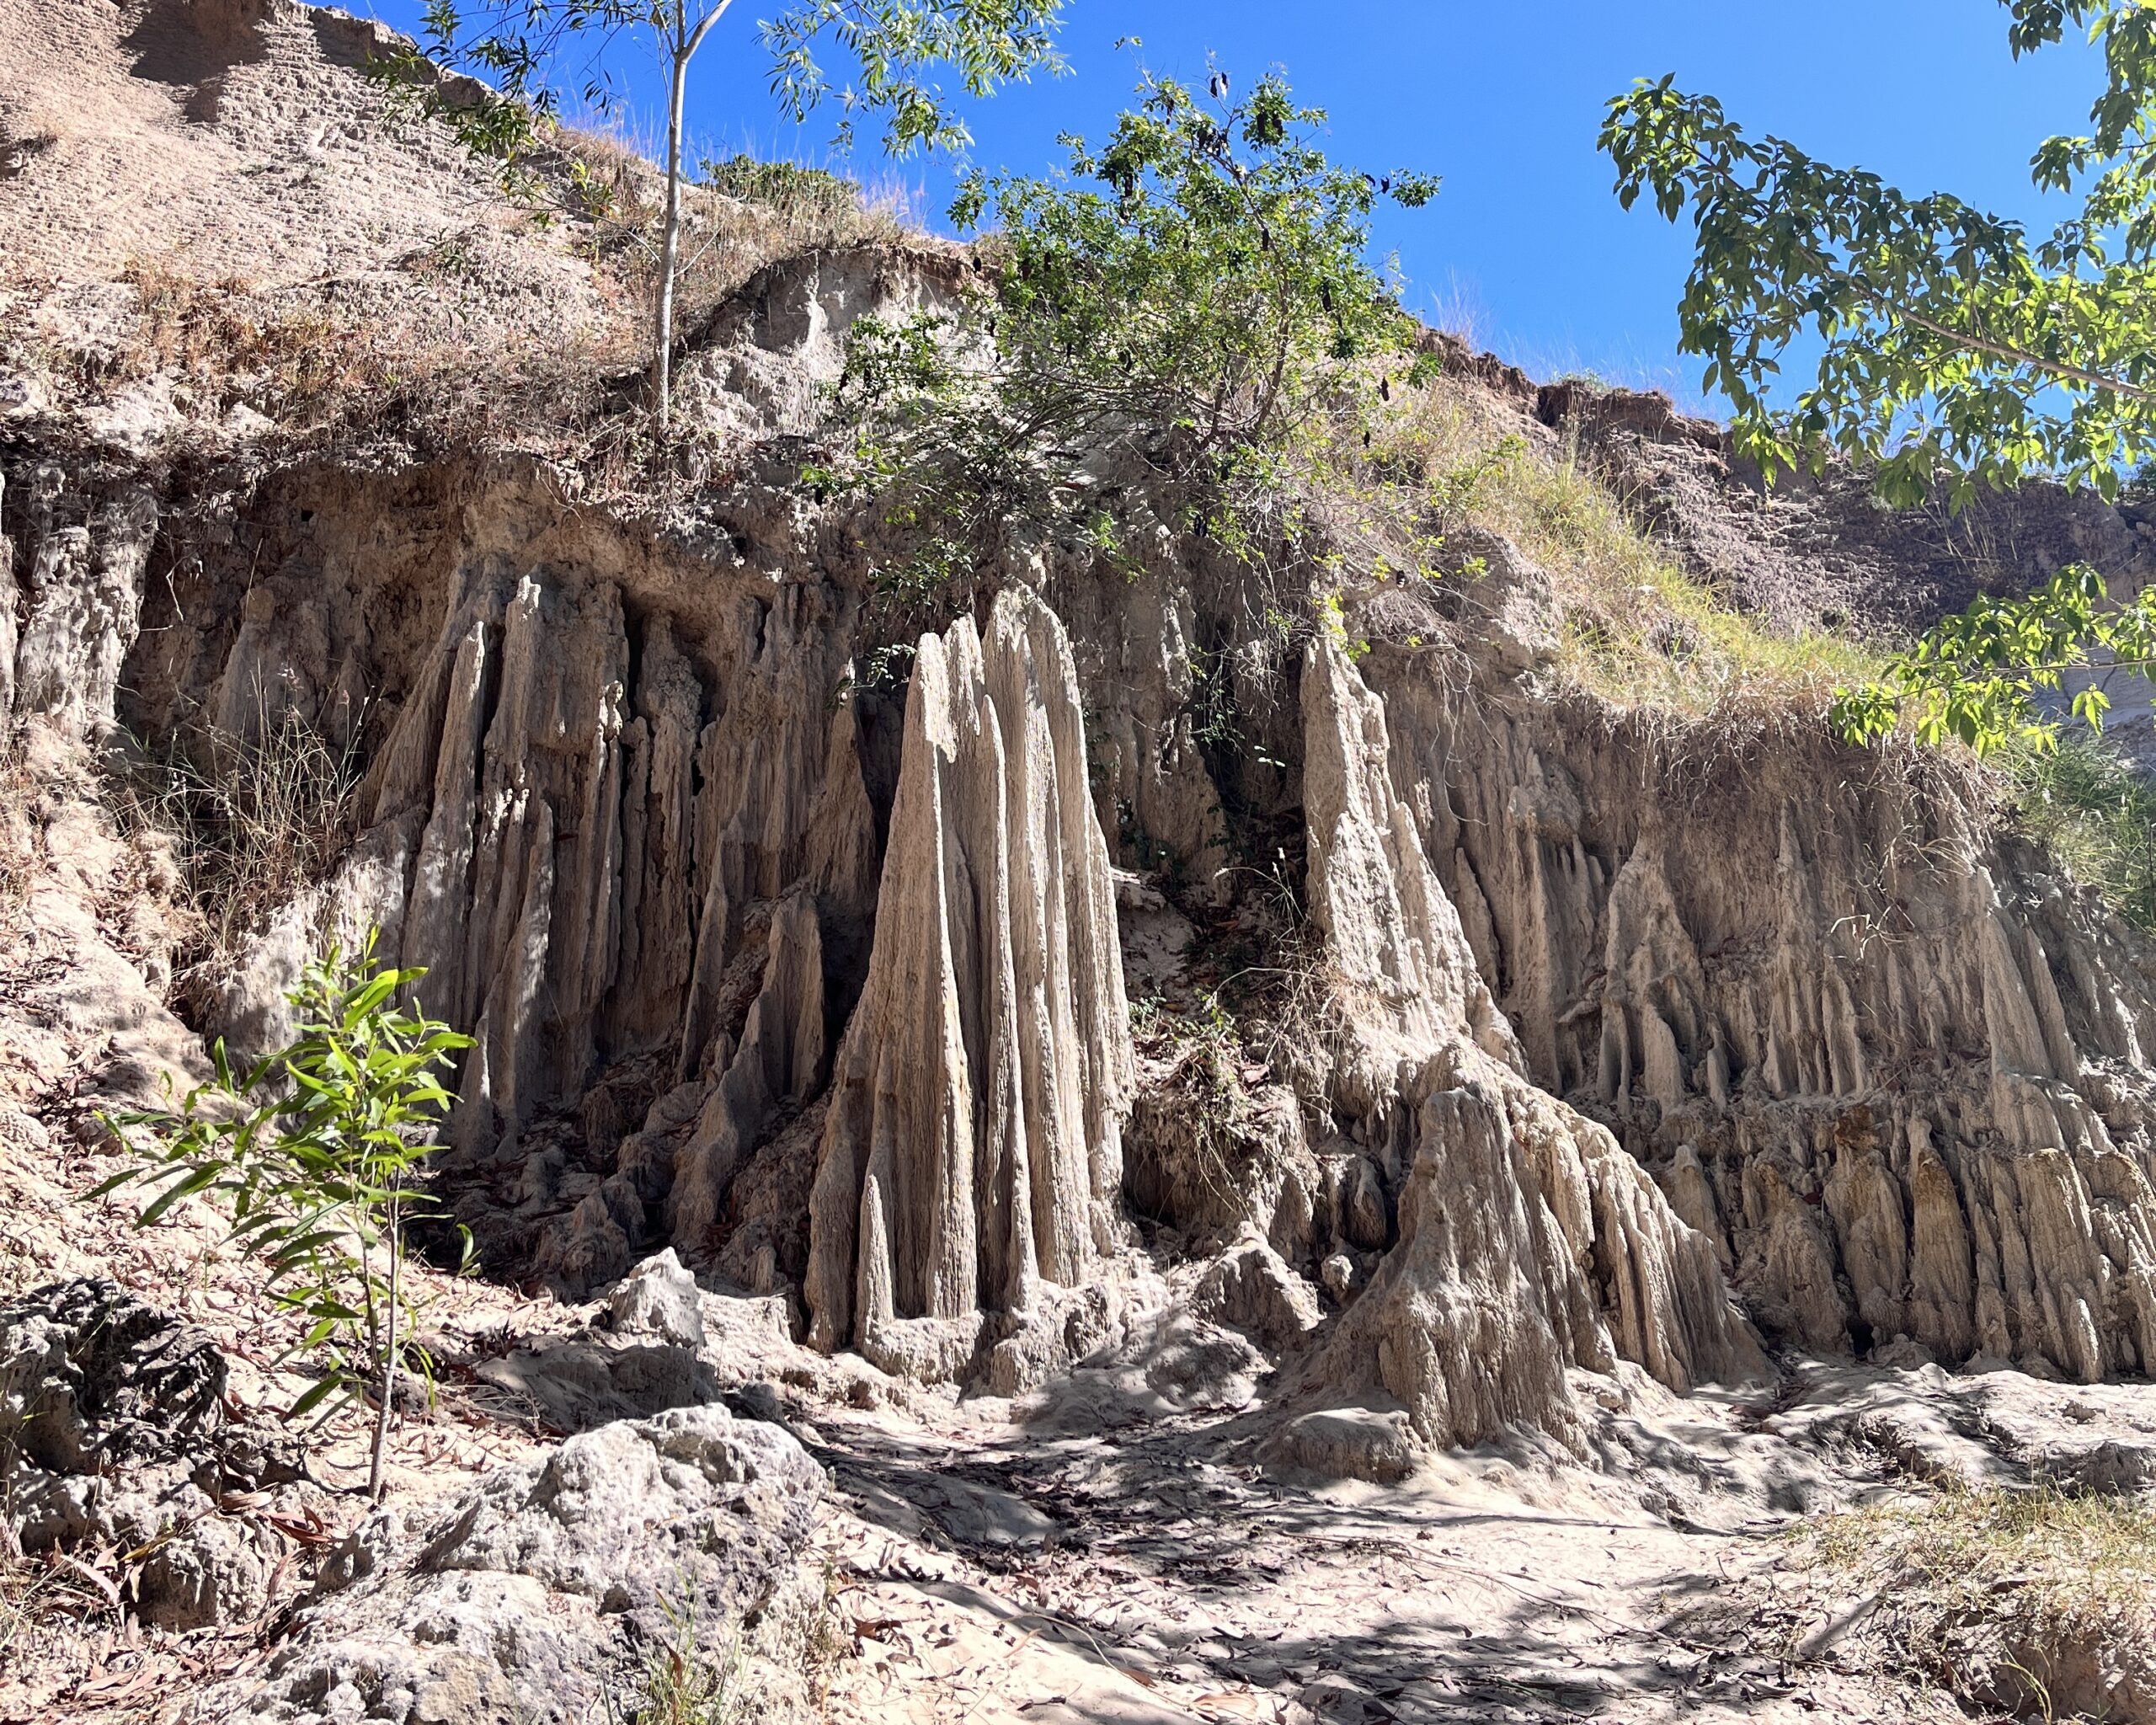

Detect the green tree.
[
  {"left": 97, "top": 935, "right": 471, "bottom": 1502},
  {"left": 403, "top": 0, "right": 1065, "bottom": 425},
  {"left": 823, "top": 65, "right": 1438, "bottom": 599},
  {"left": 1600, "top": 0, "right": 2156, "bottom": 753}
]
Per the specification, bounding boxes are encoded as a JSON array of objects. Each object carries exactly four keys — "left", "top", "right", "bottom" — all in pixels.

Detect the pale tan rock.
[
  {"left": 1193, "top": 1230, "right": 1323, "bottom": 1354},
  {"left": 10, "top": 473, "right": 153, "bottom": 736},
  {"left": 667, "top": 888, "right": 825, "bottom": 1251},
  {"left": 1369, "top": 629, "right": 2156, "bottom": 1386},
  {"left": 0, "top": 470, "right": 15, "bottom": 717},
  {"left": 804, "top": 588, "right": 1134, "bottom": 1381},
  {"left": 1289, "top": 643, "right": 1762, "bottom": 1455},
  {"left": 1301, "top": 631, "right": 1522, "bottom": 1101},
  {"left": 1298, "top": 1074, "right": 1585, "bottom": 1450}
]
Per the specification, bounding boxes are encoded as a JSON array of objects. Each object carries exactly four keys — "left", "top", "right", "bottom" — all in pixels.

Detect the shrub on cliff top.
[{"left": 819, "top": 64, "right": 1439, "bottom": 585}]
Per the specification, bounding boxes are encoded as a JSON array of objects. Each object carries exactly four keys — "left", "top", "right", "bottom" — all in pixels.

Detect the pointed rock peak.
[
  {"left": 804, "top": 588, "right": 1134, "bottom": 1386},
  {"left": 1302, "top": 628, "right": 1521, "bottom": 1092}
]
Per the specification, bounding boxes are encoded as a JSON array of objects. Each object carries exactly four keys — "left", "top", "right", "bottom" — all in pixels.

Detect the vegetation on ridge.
[
  {"left": 1605, "top": 0, "right": 2156, "bottom": 756},
  {"left": 2003, "top": 729, "right": 2156, "bottom": 932},
  {"left": 393, "top": 0, "right": 1065, "bottom": 424},
  {"left": 1323, "top": 377, "right": 1889, "bottom": 714},
  {"left": 819, "top": 65, "right": 1438, "bottom": 592}
]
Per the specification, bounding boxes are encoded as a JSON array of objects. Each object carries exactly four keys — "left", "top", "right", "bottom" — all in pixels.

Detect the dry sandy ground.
[{"left": 0, "top": 0, "right": 572, "bottom": 288}]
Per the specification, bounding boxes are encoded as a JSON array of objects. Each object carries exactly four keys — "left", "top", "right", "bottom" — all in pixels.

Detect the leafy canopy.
[
  {"left": 947, "top": 67, "right": 1438, "bottom": 464},
  {"left": 401, "top": 0, "right": 1065, "bottom": 164},
  {"left": 1603, "top": 0, "right": 2156, "bottom": 509},
  {"left": 824, "top": 64, "right": 1438, "bottom": 601},
  {"left": 1831, "top": 563, "right": 2156, "bottom": 750},
  {"left": 1601, "top": 0, "right": 2156, "bottom": 755},
  {"left": 98, "top": 934, "right": 471, "bottom": 1430}
]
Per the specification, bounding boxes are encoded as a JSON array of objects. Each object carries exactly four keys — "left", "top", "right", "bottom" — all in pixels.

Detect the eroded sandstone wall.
[
  {"left": 12, "top": 241, "right": 2156, "bottom": 1445},
  {"left": 1291, "top": 634, "right": 1764, "bottom": 1452},
  {"left": 803, "top": 588, "right": 1134, "bottom": 1387},
  {"left": 1373, "top": 638, "right": 2156, "bottom": 1383}
]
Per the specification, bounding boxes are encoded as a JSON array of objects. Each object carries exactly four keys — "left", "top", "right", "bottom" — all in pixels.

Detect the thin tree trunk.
[
  {"left": 368, "top": 1191, "right": 401, "bottom": 1503},
  {"left": 652, "top": 3, "right": 730, "bottom": 430},
  {"left": 654, "top": 39, "right": 691, "bottom": 428}
]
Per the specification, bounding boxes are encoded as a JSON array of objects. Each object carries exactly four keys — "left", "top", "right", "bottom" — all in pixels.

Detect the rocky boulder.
[
  {"left": 232, "top": 1403, "right": 825, "bottom": 1725},
  {"left": 604, "top": 1247, "right": 707, "bottom": 1350}
]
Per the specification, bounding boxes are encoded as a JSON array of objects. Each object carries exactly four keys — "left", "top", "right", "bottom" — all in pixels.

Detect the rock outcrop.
[
  {"left": 229, "top": 1404, "right": 825, "bottom": 1725},
  {"left": 805, "top": 587, "right": 1135, "bottom": 1386},
  {"left": 11, "top": 133, "right": 2156, "bottom": 1461},
  {"left": 1287, "top": 638, "right": 1764, "bottom": 1456},
  {"left": 0, "top": 1279, "right": 302, "bottom": 1631},
  {"left": 1375, "top": 646, "right": 2156, "bottom": 1385},
  {"left": 0, "top": 464, "right": 157, "bottom": 737}
]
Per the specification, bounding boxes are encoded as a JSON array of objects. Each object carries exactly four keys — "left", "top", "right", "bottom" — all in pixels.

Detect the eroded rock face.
[
  {"left": 606, "top": 1246, "right": 706, "bottom": 1349},
  {"left": 1302, "top": 630, "right": 1524, "bottom": 1093},
  {"left": 805, "top": 587, "right": 1135, "bottom": 1386},
  {"left": 1375, "top": 644, "right": 2156, "bottom": 1384},
  {"left": 2, "top": 465, "right": 156, "bottom": 735},
  {"left": 1288, "top": 640, "right": 1764, "bottom": 1456},
  {"left": 230, "top": 1404, "right": 824, "bottom": 1725},
  {"left": 169, "top": 486, "right": 878, "bottom": 1300},
  {"left": 19, "top": 229, "right": 2156, "bottom": 1450}
]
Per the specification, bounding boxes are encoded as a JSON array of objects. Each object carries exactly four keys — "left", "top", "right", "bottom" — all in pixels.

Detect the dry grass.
[
  {"left": 0, "top": 724, "right": 37, "bottom": 940},
  {"left": 622, "top": 1599, "right": 750, "bottom": 1725},
  {"left": 1799, "top": 1481, "right": 2156, "bottom": 1719},
  {"left": 1995, "top": 732, "right": 2156, "bottom": 934},
  {"left": 21, "top": 259, "right": 408, "bottom": 427},
  {"left": 0, "top": 1552, "right": 123, "bottom": 1710},
  {"left": 551, "top": 128, "right": 913, "bottom": 334},
  {"left": 1326, "top": 377, "right": 1887, "bottom": 718},
  {"left": 1, "top": 124, "right": 921, "bottom": 483},
  {"left": 109, "top": 708, "right": 363, "bottom": 1022},
  {"left": 1125, "top": 904, "right": 1357, "bottom": 1242},
  {"left": 1128, "top": 994, "right": 1270, "bottom": 1231}
]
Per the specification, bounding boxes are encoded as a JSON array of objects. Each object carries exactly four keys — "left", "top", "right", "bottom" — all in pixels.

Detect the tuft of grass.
[
  {"left": 0, "top": 725, "right": 36, "bottom": 938},
  {"left": 1330, "top": 377, "right": 1887, "bottom": 716},
  {"left": 611, "top": 1595, "right": 750, "bottom": 1725},
  {"left": 697, "top": 155, "right": 875, "bottom": 233},
  {"left": 111, "top": 708, "right": 363, "bottom": 1019},
  {"left": 0, "top": 1477, "right": 129, "bottom": 1705},
  {"left": 1800, "top": 1481, "right": 2156, "bottom": 1717},
  {"left": 1126, "top": 905, "right": 1354, "bottom": 1240},
  {"left": 539, "top": 130, "right": 913, "bottom": 300},
  {"left": 1999, "top": 732, "right": 2156, "bottom": 933},
  {"left": 108, "top": 259, "right": 389, "bottom": 418},
  {"left": 1128, "top": 992, "right": 1265, "bottom": 1230}
]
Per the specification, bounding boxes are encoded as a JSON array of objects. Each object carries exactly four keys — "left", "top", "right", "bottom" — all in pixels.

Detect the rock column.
[{"left": 805, "top": 587, "right": 1134, "bottom": 1381}]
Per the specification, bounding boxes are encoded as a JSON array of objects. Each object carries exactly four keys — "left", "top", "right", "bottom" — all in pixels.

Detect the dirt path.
[{"left": 792, "top": 1390, "right": 1962, "bottom": 1725}]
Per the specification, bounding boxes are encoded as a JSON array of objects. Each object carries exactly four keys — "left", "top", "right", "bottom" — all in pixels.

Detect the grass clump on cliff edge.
[
  {"left": 1798, "top": 1482, "right": 2156, "bottom": 1717},
  {"left": 1352, "top": 376, "right": 1887, "bottom": 715},
  {"left": 1999, "top": 731, "right": 2156, "bottom": 933},
  {"left": 111, "top": 709, "right": 363, "bottom": 1022}
]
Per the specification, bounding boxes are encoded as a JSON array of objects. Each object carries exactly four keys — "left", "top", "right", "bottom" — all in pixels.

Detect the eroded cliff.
[
  {"left": 7, "top": 3, "right": 2156, "bottom": 1500},
  {"left": 10, "top": 234, "right": 2155, "bottom": 1485}
]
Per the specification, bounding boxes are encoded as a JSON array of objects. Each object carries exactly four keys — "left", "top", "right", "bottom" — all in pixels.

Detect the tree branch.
[{"left": 1887, "top": 302, "right": 2156, "bottom": 403}]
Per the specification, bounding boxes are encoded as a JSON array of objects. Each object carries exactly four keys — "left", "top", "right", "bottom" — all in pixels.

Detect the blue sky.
[{"left": 355, "top": 2, "right": 2102, "bottom": 409}]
